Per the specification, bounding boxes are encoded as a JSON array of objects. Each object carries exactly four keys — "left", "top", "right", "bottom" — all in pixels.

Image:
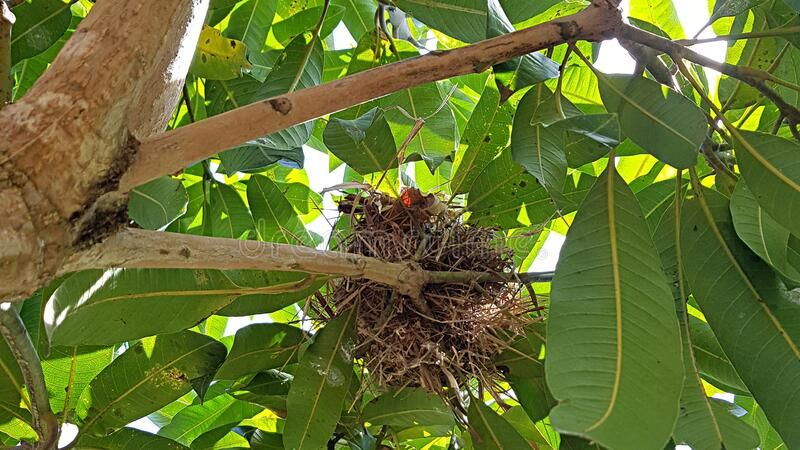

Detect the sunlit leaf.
[
  {"left": 215, "top": 324, "right": 305, "bottom": 380},
  {"left": 190, "top": 26, "right": 252, "bottom": 81}
]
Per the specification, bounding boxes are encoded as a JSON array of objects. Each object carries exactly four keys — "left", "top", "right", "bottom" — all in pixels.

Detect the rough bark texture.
[{"left": 0, "top": 0, "right": 208, "bottom": 300}]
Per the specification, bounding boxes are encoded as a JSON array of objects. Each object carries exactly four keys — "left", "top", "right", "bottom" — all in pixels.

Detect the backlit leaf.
[{"left": 190, "top": 26, "right": 252, "bottom": 81}]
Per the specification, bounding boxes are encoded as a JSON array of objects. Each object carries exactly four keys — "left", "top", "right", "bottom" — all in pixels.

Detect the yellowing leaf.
[{"left": 190, "top": 26, "right": 252, "bottom": 81}]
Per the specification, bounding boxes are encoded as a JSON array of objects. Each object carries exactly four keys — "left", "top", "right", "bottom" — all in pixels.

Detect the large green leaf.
[
  {"left": 191, "top": 427, "right": 251, "bottom": 450},
  {"left": 215, "top": 323, "right": 305, "bottom": 380},
  {"left": 283, "top": 308, "right": 357, "bottom": 450},
  {"left": 45, "top": 269, "right": 304, "bottom": 345},
  {"left": 190, "top": 26, "right": 253, "bottom": 81},
  {"left": 655, "top": 192, "right": 760, "bottom": 450},
  {"left": 271, "top": 5, "right": 345, "bottom": 45},
  {"left": 247, "top": 175, "right": 316, "bottom": 245},
  {"left": 680, "top": 188, "right": 800, "bottom": 447},
  {"left": 362, "top": 388, "right": 454, "bottom": 430},
  {"left": 731, "top": 180, "right": 800, "bottom": 283},
  {"left": 128, "top": 176, "right": 189, "bottom": 230},
  {"left": 546, "top": 166, "right": 683, "bottom": 449},
  {"left": 10, "top": 0, "right": 71, "bottom": 63},
  {"left": 42, "top": 345, "right": 113, "bottom": 416},
  {"left": 734, "top": 131, "right": 800, "bottom": 237},
  {"left": 450, "top": 77, "right": 511, "bottom": 194},
  {"left": 76, "top": 331, "right": 227, "bottom": 435},
  {"left": 598, "top": 74, "right": 704, "bottom": 169},
  {"left": 158, "top": 394, "right": 261, "bottom": 445},
  {"left": 322, "top": 108, "right": 398, "bottom": 175},
  {"left": 225, "top": 0, "right": 276, "bottom": 53},
  {"left": 78, "top": 428, "right": 190, "bottom": 449},
  {"left": 467, "top": 398, "right": 533, "bottom": 449}
]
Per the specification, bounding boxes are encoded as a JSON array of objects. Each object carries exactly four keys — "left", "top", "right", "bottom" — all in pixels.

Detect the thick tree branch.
[
  {"left": 120, "top": 0, "right": 624, "bottom": 191},
  {"left": 0, "top": 0, "right": 209, "bottom": 300},
  {"left": 0, "top": 305, "right": 57, "bottom": 449},
  {"left": 0, "top": 0, "right": 13, "bottom": 107}
]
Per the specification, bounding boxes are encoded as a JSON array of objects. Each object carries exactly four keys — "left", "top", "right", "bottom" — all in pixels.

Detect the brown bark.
[{"left": 0, "top": 0, "right": 208, "bottom": 300}]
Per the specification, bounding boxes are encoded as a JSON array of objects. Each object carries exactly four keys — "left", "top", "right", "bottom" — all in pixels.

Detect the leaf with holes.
[{"left": 190, "top": 26, "right": 252, "bottom": 81}]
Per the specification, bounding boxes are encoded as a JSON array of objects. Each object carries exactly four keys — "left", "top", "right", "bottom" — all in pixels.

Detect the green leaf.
[
  {"left": 511, "top": 86, "right": 577, "bottom": 193},
  {"left": 271, "top": 5, "right": 345, "bottom": 45},
  {"left": 378, "top": 83, "right": 457, "bottom": 171},
  {"left": 247, "top": 175, "right": 316, "bottom": 245},
  {"left": 0, "top": 338, "right": 23, "bottom": 423},
  {"left": 225, "top": 0, "right": 277, "bottom": 53},
  {"left": 252, "top": 430, "right": 285, "bottom": 449},
  {"left": 217, "top": 277, "right": 322, "bottom": 317},
  {"left": 332, "top": 0, "right": 375, "bottom": 40},
  {"left": 629, "top": 0, "right": 684, "bottom": 39},
  {"left": 598, "top": 74, "right": 705, "bottom": 169},
  {"left": 76, "top": 331, "right": 227, "bottom": 435},
  {"left": 687, "top": 315, "right": 749, "bottom": 395},
  {"left": 737, "top": 397, "right": 788, "bottom": 450},
  {"left": 467, "top": 398, "right": 533, "bottom": 449},
  {"left": 731, "top": 180, "right": 800, "bottom": 283},
  {"left": 45, "top": 268, "right": 303, "bottom": 345},
  {"left": 322, "top": 108, "right": 398, "bottom": 175},
  {"left": 362, "top": 388, "right": 455, "bottom": 430},
  {"left": 231, "top": 370, "right": 292, "bottom": 413},
  {"left": 42, "top": 345, "right": 113, "bottom": 416},
  {"left": 680, "top": 188, "right": 800, "bottom": 447},
  {"left": 208, "top": 182, "right": 255, "bottom": 239},
  {"left": 191, "top": 427, "right": 251, "bottom": 450},
  {"left": 710, "top": 0, "right": 767, "bottom": 24},
  {"left": 78, "top": 428, "right": 190, "bottom": 449},
  {"left": 215, "top": 323, "right": 305, "bottom": 380},
  {"left": 450, "top": 77, "right": 511, "bottom": 194},
  {"left": 734, "top": 131, "right": 800, "bottom": 237},
  {"left": 128, "top": 177, "right": 189, "bottom": 230},
  {"left": 499, "top": 0, "right": 560, "bottom": 23},
  {"left": 10, "top": 0, "right": 71, "bottom": 63},
  {"left": 190, "top": 26, "right": 253, "bottom": 81},
  {"left": 560, "top": 114, "right": 620, "bottom": 169},
  {"left": 219, "top": 141, "right": 304, "bottom": 174},
  {"left": 283, "top": 307, "right": 357, "bottom": 450},
  {"left": 208, "top": 0, "right": 239, "bottom": 26},
  {"left": 158, "top": 394, "right": 261, "bottom": 445},
  {"left": 494, "top": 324, "right": 554, "bottom": 422},
  {"left": 546, "top": 166, "right": 683, "bottom": 449}
]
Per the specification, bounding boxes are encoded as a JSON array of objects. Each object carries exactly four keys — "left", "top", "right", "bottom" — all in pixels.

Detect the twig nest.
[{"left": 325, "top": 188, "right": 536, "bottom": 395}]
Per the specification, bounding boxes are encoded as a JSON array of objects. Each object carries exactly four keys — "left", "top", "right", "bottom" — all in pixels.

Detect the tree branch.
[
  {"left": 0, "top": 0, "right": 14, "bottom": 107},
  {"left": 675, "top": 26, "right": 800, "bottom": 46},
  {"left": 120, "top": 0, "right": 624, "bottom": 191},
  {"left": 619, "top": 24, "right": 800, "bottom": 125},
  {"left": 0, "top": 305, "right": 57, "bottom": 449},
  {"left": 63, "top": 229, "right": 556, "bottom": 298}
]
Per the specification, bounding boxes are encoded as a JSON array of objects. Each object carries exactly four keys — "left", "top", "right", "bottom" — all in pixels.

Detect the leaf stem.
[{"left": 0, "top": 304, "right": 57, "bottom": 449}]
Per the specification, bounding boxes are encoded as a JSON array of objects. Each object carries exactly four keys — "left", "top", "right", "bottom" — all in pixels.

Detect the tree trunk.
[{"left": 0, "top": 0, "right": 208, "bottom": 300}]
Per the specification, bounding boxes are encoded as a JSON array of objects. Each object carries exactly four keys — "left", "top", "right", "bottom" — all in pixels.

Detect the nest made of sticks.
[{"left": 318, "top": 188, "right": 537, "bottom": 397}]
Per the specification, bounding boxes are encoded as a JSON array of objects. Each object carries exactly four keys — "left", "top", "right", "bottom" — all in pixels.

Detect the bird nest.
[{"left": 317, "top": 188, "right": 538, "bottom": 397}]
